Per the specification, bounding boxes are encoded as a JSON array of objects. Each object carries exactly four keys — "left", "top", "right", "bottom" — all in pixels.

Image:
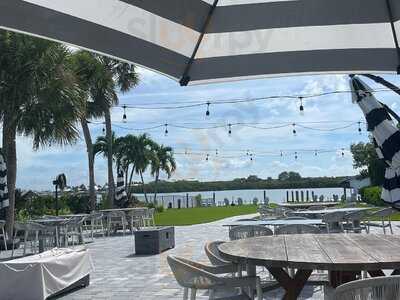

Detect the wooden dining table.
[{"left": 219, "top": 234, "right": 400, "bottom": 300}]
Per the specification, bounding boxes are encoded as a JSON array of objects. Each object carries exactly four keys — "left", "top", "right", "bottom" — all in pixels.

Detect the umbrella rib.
[
  {"left": 385, "top": 0, "right": 400, "bottom": 73},
  {"left": 179, "top": 0, "right": 219, "bottom": 86}
]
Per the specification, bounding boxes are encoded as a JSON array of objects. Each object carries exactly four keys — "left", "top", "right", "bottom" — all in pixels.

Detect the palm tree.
[
  {"left": 72, "top": 52, "right": 139, "bottom": 208},
  {"left": 0, "top": 31, "right": 85, "bottom": 235},
  {"left": 93, "top": 56, "right": 139, "bottom": 207},
  {"left": 71, "top": 51, "right": 106, "bottom": 210},
  {"left": 150, "top": 144, "right": 176, "bottom": 203}
]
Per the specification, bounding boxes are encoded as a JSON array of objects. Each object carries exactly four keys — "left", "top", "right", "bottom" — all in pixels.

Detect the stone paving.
[{"left": 3, "top": 215, "right": 400, "bottom": 300}]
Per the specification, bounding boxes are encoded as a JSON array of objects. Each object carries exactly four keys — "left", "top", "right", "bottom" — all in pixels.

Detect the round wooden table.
[{"left": 219, "top": 234, "right": 400, "bottom": 300}]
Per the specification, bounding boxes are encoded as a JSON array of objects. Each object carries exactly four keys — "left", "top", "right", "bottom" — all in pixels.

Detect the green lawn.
[{"left": 155, "top": 205, "right": 258, "bottom": 226}]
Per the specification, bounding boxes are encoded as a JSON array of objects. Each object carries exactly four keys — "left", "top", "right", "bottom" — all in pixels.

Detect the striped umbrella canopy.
[
  {"left": 0, "top": 150, "right": 9, "bottom": 210},
  {"left": 1, "top": 0, "right": 399, "bottom": 85},
  {"left": 350, "top": 77, "right": 400, "bottom": 208},
  {"left": 115, "top": 167, "right": 128, "bottom": 206}
]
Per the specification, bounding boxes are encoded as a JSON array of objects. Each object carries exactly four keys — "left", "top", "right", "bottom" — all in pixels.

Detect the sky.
[{"left": 5, "top": 70, "right": 400, "bottom": 191}]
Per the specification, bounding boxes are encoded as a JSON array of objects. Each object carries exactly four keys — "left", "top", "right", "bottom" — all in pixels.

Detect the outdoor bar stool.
[
  {"left": 167, "top": 255, "right": 263, "bottom": 300},
  {"left": 333, "top": 275, "right": 400, "bottom": 300},
  {"left": 365, "top": 207, "right": 397, "bottom": 234},
  {"left": 62, "top": 216, "right": 87, "bottom": 247},
  {"left": 127, "top": 208, "right": 146, "bottom": 230},
  {"left": 229, "top": 225, "right": 273, "bottom": 240},
  {"left": 83, "top": 212, "right": 105, "bottom": 240},
  {"left": 142, "top": 208, "right": 155, "bottom": 227},
  {"left": 106, "top": 211, "right": 128, "bottom": 236},
  {"left": 0, "top": 220, "right": 7, "bottom": 253},
  {"left": 11, "top": 221, "right": 46, "bottom": 257}
]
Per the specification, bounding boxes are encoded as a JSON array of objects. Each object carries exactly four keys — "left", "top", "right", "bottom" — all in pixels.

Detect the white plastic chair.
[
  {"left": 229, "top": 225, "right": 273, "bottom": 240},
  {"left": 167, "top": 255, "right": 262, "bottom": 300},
  {"left": 333, "top": 275, "right": 400, "bottom": 300}
]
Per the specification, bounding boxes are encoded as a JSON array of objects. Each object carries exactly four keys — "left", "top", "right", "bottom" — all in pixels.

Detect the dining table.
[
  {"left": 223, "top": 219, "right": 324, "bottom": 228},
  {"left": 219, "top": 234, "right": 400, "bottom": 300}
]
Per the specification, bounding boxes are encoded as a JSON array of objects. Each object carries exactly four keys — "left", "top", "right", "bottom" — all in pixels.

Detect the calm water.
[{"left": 134, "top": 187, "right": 345, "bottom": 205}]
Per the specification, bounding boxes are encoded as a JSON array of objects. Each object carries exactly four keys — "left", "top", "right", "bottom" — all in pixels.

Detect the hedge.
[{"left": 360, "top": 186, "right": 384, "bottom": 207}]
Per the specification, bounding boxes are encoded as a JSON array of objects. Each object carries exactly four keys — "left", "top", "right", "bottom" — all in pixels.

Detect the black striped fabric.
[
  {"left": 0, "top": 151, "right": 9, "bottom": 209},
  {"left": 0, "top": 0, "right": 399, "bottom": 85},
  {"left": 115, "top": 168, "right": 127, "bottom": 206},
  {"left": 351, "top": 77, "right": 400, "bottom": 207}
]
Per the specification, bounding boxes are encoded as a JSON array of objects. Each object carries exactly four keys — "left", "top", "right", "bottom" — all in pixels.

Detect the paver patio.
[{"left": 4, "top": 214, "right": 399, "bottom": 300}]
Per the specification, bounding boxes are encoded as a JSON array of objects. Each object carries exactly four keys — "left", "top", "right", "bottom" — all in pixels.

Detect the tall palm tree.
[
  {"left": 71, "top": 51, "right": 106, "bottom": 210},
  {"left": 150, "top": 144, "right": 176, "bottom": 203},
  {"left": 94, "top": 56, "right": 139, "bottom": 207},
  {"left": 72, "top": 52, "right": 139, "bottom": 208},
  {"left": 0, "top": 31, "right": 84, "bottom": 235}
]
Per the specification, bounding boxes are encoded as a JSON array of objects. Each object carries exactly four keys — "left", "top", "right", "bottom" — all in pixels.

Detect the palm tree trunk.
[
  {"left": 2, "top": 114, "right": 16, "bottom": 238},
  {"left": 104, "top": 109, "right": 115, "bottom": 207},
  {"left": 139, "top": 170, "right": 148, "bottom": 202},
  {"left": 153, "top": 172, "right": 159, "bottom": 204},
  {"left": 127, "top": 166, "right": 135, "bottom": 200},
  {"left": 124, "top": 165, "right": 129, "bottom": 199},
  {"left": 81, "top": 118, "right": 96, "bottom": 211}
]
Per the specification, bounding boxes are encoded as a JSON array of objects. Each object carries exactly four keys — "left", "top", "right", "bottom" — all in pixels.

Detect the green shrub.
[
  {"left": 360, "top": 186, "right": 384, "bottom": 206},
  {"left": 156, "top": 205, "right": 164, "bottom": 213}
]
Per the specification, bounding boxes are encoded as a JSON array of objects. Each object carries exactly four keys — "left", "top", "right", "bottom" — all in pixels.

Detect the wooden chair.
[
  {"left": 229, "top": 225, "right": 273, "bottom": 241},
  {"left": 333, "top": 275, "right": 400, "bottom": 300},
  {"left": 365, "top": 208, "right": 397, "bottom": 234},
  {"left": 167, "top": 255, "right": 262, "bottom": 300},
  {"left": 275, "top": 224, "right": 321, "bottom": 235}
]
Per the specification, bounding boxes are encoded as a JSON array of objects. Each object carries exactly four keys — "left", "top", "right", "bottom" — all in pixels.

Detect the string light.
[
  {"left": 295, "top": 152, "right": 298, "bottom": 160},
  {"left": 250, "top": 153, "right": 254, "bottom": 161},
  {"left": 228, "top": 124, "right": 232, "bottom": 136},
  {"left": 299, "top": 97, "right": 304, "bottom": 115},
  {"left": 49, "top": 116, "right": 55, "bottom": 125},
  {"left": 292, "top": 123, "right": 297, "bottom": 136},
  {"left": 164, "top": 124, "right": 168, "bottom": 136},
  {"left": 215, "top": 149, "right": 218, "bottom": 156},
  {"left": 280, "top": 151, "right": 283, "bottom": 157},
  {"left": 102, "top": 126, "right": 105, "bottom": 134},
  {"left": 122, "top": 105, "right": 127, "bottom": 122},
  {"left": 206, "top": 154, "right": 209, "bottom": 161},
  {"left": 314, "top": 150, "right": 318, "bottom": 156},
  {"left": 358, "top": 121, "right": 362, "bottom": 134},
  {"left": 341, "top": 148, "right": 345, "bottom": 157},
  {"left": 206, "top": 102, "right": 210, "bottom": 117}
]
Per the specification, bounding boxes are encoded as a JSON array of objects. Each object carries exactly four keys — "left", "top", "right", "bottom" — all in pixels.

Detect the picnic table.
[{"left": 219, "top": 234, "right": 400, "bottom": 300}]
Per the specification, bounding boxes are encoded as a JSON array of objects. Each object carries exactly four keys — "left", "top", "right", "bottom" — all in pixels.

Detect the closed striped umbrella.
[
  {"left": 0, "top": 150, "right": 9, "bottom": 209},
  {"left": 1, "top": 0, "right": 399, "bottom": 85},
  {"left": 115, "top": 167, "right": 127, "bottom": 206},
  {"left": 350, "top": 77, "right": 400, "bottom": 208}
]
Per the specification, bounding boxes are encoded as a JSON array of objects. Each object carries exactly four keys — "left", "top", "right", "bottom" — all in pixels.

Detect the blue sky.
[{"left": 9, "top": 70, "right": 400, "bottom": 191}]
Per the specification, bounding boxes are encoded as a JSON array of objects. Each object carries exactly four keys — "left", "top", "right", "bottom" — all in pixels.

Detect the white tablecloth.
[{"left": 0, "top": 247, "right": 93, "bottom": 300}]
